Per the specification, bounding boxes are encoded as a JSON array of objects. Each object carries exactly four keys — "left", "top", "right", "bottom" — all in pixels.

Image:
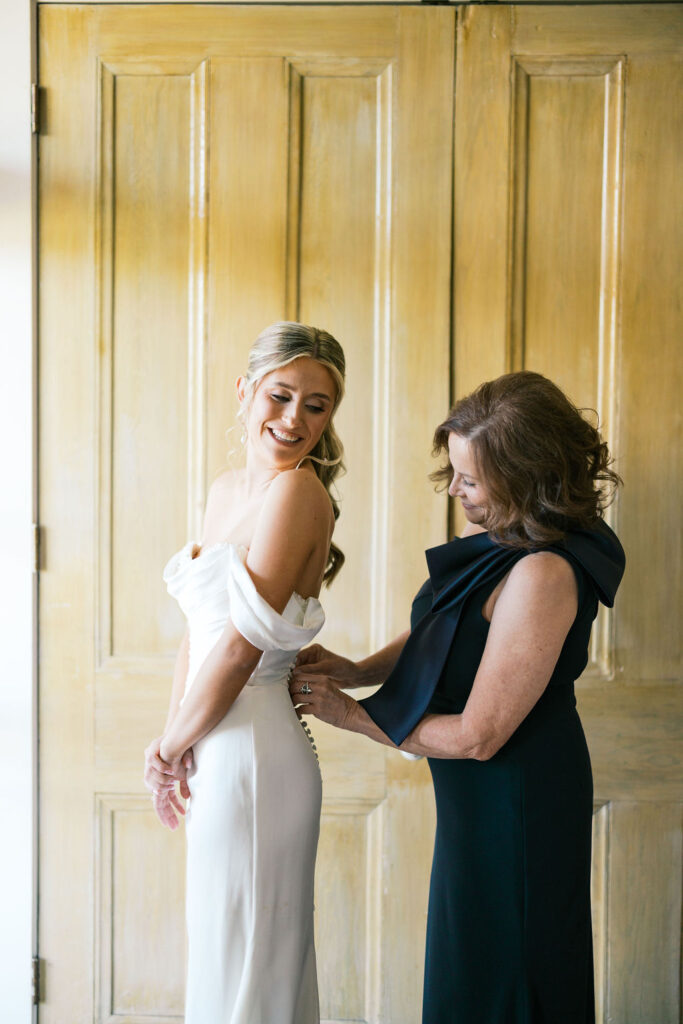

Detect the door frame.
[{"left": 26, "top": 2, "right": 680, "bottom": 1022}]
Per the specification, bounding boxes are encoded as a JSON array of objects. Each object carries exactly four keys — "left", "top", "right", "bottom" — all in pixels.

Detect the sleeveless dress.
[
  {"left": 361, "top": 522, "right": 625, "bottom": 1024},
  {"left": 163, "top": 541, "right": 325, "bottom": 1024}
]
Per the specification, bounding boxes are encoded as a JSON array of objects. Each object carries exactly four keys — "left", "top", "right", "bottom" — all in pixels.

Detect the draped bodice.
[{"left": 163, "top": 542, "right": 325, "bottom": 696}]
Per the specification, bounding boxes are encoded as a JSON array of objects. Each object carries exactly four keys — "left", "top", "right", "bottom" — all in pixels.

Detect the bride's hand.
[
  {"left": 144, "top": 736, "right": 176, "bottom": 794},
  {"left": 289, "top": 674, "right": 357, "bottom": 730},
  {"left": 291, "top": 644, "right": 361, "bottom": 689},
  {"left": 145, "top": 738, "right": 193, "bottom": 829},
  {"left": 152, "top": 787, "right": 187, "bottom": 832}
]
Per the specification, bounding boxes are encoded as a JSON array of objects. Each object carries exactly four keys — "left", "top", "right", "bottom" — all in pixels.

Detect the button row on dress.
[
  {"left": 288, "top": 667, "right": 320, "bottom": 767},
  {"left": 300, "top": 719, "right": 319, "bottom": 764}
]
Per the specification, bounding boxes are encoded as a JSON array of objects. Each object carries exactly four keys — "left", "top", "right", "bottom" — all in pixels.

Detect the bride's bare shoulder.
[
  {"left": 258, "top": 469, "right": 334, "bottom": 538},
  {"left": 209, "top": 467, "right": 243, "bottom": 498},
  {"left": 203, "top": 468, "right": 243, "bottom": 523},
  {"left": 267, "top": 467, "right": 331, "bottom": 512}
]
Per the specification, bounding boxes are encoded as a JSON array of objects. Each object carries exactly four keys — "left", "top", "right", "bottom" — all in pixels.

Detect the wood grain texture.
[
  {"left": 95, "top": 6, "right": 397, "bottom": 59},
  {"left": 38, "top": 9, "right": 96, "bottom": 1022},
  {"left": 388, "top": 7, "right": 454, "bottom": 636},
  {"left": 514, "top": 4, "right": 683, "bottom": 53},
  {"left": 378, "top": 755, "right": 437, "bottom": 1022},
  {"left": 452, "top": 5, "right": 511, "bottom": 536},
  {"left": 316, "top": 813, "right": 369, "bottom": 1020},
  {"left": 38, "top": 8, "right": 455, "bottom": 1022},
  {"left": 38, "top": 0, "right": 678, "bottom": 5},
  {"left": 205, "top": 56, "right": 289, "bottom": 486},
  {"left": 591, "top": 802, "right": 610, "bottom": 1024},
  {"left": 607, "top": 802, "right": 683, "bottom": 1023},
  {"left": 38, "top": 6, "right": 682, "bottom": 1022},
  {"left": 95, "top": 796, "right": 186, "bottom": 1020},
  {"left": 579, "top": 686, "right": 683, "bottom": 803},
  {"left": 614, "top": 49, "right": 683, "bottom": 685},
  {"left": 456, "top": 8, "right": 682, "bottom": 1021}
]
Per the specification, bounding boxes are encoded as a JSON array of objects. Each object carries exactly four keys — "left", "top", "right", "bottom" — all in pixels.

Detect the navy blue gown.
[{"left": 361, "top": 522, "right": 625, "bottom": 1024}]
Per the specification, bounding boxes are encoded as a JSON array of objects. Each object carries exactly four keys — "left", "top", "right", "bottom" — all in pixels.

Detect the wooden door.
[
  {"left": 453, "top": 6, "right": 683, "bottom": 1022},
  {"left": 38, "top": 5, "right": 453, "bottom": 1022}
]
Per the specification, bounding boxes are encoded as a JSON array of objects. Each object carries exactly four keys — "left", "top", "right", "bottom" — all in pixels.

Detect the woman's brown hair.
[{"left": 431, "top": 371, "right": 622, "bottom": 549}]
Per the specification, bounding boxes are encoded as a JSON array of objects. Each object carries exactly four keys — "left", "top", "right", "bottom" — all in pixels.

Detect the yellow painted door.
[
  {"left": 38, "top": 5, "right": 453, "bottom": 1022},
  {"left": 453, "top": 6, "right": 683, "bottom": 1022}
]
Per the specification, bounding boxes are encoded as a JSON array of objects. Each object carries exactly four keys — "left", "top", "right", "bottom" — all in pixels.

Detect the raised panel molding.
[
  {"left": 606, "top": 802, "right": 683, "bottom": 1022},
  {"left": 317, "top": 802, "right": 386, "bottom": 1021},
  {"left": 95, "top": 795, "right": 186, "bottom": 1022},
  {"left": 289, "top": 56, "right": 394, "bottom": 651},
  {"left": 281, "top": 55, "right": 397, "bottom": 656},
  {"left": 95, "top": 58, "right": 209, "bottom": 672},
  {"left": 95, "top": 794, "right": 389, "bottom": 1023},
  {"left": 509, "top": 55, "right": 625, "bottom": 682},
  {"left": 591, "top": 800, "right": 610, "bottom": 1022},
  {"left": 579, "top": 684, "right": 683, "bottom": 803}
]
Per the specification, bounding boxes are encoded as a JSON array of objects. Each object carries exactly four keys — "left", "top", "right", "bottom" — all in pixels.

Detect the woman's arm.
[
  {"left": 291, "top": 631, "right": 409, "bottom": 692},
  {"left": 160, "top": 470, "right": 332, "bottom": 767},
  {"left": 164, "top": 628, "right": 190, "bottom": 732},
  {"left": 160, "top": 625, "right": 261, "bottom": 765},
  {"left": 296, "top": 552, "right": 578, "bottom": 761},
  {"left": 356, "top": 632, "right": 409, "bottom": 685}
]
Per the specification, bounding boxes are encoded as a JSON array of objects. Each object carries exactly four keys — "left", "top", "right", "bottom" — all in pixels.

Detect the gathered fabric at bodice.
[{"left": 163, "top": 541, "right": 325, "bottom": 697}]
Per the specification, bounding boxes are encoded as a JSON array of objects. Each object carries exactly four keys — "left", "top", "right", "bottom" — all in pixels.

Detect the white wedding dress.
[{"left": 163, "top": 541, "right": 325, "bottom": 1024}]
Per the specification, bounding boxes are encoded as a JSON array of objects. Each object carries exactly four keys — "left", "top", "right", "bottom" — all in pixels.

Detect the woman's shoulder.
[
  {"left": 265, "top": 467, "right": 333, "bottom": 519},
  {"left": 210, "top": 466, "right": 242, "bottom": 492},
  {"left": 509, "top": 548, "right": 577, "bottom": 583},
  {"left": 504, "top": 549, "right": 579, "bottom": 606},
  {"left": 202, "top": 467, "right": 242, "bottom": 516}
]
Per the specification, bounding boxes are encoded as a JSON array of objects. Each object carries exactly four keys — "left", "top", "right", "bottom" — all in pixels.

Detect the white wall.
[{"left": 0, "top": 0, "right": 34, "bottom": 1020}]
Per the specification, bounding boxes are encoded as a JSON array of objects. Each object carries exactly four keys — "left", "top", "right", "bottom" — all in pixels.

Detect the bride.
[{"left": 143, "top": 322, "right": 346, "bottom": 1024}]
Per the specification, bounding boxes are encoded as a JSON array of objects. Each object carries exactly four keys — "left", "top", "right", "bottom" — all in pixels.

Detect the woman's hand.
[
  {"left": 144, "top": 736, "right": 193, "bottom": 830},
  {"left": 151, "top": 787, "right": 187, "bottom": 832},
  {"left": 289, "top": 674, "right": 357, "bottom": 729},
  {"left": 291, "top": 644, "right": 361, "bottom": 690},
  {"left": 144, "top": 736, "right": 175, "bottom": 793}
]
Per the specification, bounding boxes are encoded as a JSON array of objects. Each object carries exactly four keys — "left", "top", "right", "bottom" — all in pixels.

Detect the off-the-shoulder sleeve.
[
  {"left": 162, "top": 542, "right": 195, "bottom": 596},
  {"left": 227, "top": 545, "right": 325, "bottom": 652}
]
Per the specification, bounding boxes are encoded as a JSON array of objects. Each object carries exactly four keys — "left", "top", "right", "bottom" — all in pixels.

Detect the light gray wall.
[{"left": 0, "top": 0, "right": 34, "bottom": 1020}]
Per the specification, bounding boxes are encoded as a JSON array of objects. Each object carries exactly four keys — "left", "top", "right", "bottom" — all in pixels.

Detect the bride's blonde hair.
[{"left": 239, "top": 321, "right": 346, "bottom": 585}]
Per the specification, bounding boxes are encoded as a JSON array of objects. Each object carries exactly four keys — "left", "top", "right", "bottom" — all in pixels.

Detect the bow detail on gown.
[{"left": 360, "top": 519, "right": 625, "bottom": 746}]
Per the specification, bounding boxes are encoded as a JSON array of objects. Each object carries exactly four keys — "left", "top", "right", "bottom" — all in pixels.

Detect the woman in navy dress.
[{"left": 290, "top": 371, "right": 625, "bottom": 1023}]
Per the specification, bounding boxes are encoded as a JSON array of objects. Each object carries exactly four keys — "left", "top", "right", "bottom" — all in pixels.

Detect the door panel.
[
  {"left": 38, "top": 5, "right": 681, "bottom": 1023},
  {"left": 454, "top": 8, "right": 682, "bottom": 1021},
  {"left": 38, "top": 6, "right": 454, "bottom": 1022}
]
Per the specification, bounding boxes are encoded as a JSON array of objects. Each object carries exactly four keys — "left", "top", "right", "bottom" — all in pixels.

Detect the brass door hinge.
[
  {"left": 31, "top": 84, "right": 40, "bottom": 135},
  {"left": 32, "top": 956, "right": 44, "bottom": 1005},
  {"left": 33, "top": 523, "right": 42, "bottom": 573}
]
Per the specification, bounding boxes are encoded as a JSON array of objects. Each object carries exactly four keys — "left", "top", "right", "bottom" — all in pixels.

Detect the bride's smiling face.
[{"left": 238, "top": 357, "right": 337, "bottom": 469}]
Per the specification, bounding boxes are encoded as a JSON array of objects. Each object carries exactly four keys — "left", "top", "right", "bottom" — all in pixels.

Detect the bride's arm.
[
  {"left": 160, "top": 471, "right": 331, "bottom": 767},
  {"left": 159, "top": 623, "right": 262, "bottom": 765},
  {"left": 163, "top": 628, "right": 190, "bottom": 732}
]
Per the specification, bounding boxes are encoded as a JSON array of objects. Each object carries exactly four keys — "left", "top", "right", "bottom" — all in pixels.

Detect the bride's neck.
[{"left": 243, "top": 452, "right": 298, "bottom": 497}]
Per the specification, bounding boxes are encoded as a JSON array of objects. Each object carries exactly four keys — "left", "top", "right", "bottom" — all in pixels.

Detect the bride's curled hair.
[
  {"left": 240, "top": 321, "right": 346, "bottom": 584},
  {"left": 431, "top": 371, "right": 622, "bottom": 549}
]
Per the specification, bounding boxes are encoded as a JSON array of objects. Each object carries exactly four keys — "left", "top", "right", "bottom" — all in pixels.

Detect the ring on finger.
[{"left": 300, "top": 682, "right": 312, "bottom": 695}]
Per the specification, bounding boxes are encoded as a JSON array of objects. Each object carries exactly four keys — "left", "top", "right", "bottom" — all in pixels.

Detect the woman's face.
[
  {"left": 239, "top": 357, "right": 337, "bottom": 469},
  {"left": 447, "top": 433, "right": 490, "bottom": 525}
]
